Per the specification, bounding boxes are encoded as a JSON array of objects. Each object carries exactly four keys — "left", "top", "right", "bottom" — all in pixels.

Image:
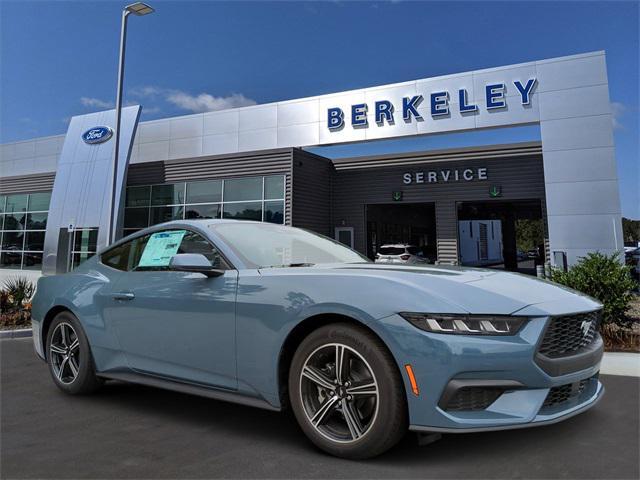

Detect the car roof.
[
  {"left": 158, "top": 219, "right": 263, "bottom": 228},
  {"left": 379, "top": 244, "right": 414, "bottom": 248}
]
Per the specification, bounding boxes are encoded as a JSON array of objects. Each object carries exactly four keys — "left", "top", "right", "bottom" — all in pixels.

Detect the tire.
[
  {"left": 45, "top": 311, "right": 103, "bottom": 395},
  {"left": 289, "top": 323, "right": 407, "bottom": 459}
]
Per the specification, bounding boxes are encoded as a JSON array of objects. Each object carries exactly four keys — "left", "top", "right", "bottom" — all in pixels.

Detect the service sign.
[
  {"left": 403, "top": 167, "right": 488, "bottom": 184},
  {"left": 82, "top": 126, "right": 113, "bottom": 144}
]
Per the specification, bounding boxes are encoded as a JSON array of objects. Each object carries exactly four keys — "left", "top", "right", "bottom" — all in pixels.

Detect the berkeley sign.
[{"left": 328, "top": 78, "right": 537, "bottom": 130}]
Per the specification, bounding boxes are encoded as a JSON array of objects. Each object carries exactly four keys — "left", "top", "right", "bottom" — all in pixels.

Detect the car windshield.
[
  {"left": 379, "top": 247, "right": 405, "bottom": 255},
  {"left": 210, "top": 223, "right": 371, "bottom": 268}
]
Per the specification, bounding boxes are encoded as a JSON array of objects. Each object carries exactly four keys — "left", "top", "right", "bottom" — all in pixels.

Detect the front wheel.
[
  {"left": 289, "top": 323, "right": 407, "bottom": 459},
  {"left": 46, "top": 311, "right": 103, "bottom": 394}
]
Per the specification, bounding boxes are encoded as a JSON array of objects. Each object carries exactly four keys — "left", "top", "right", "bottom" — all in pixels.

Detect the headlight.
[{"left": 399, "top": 313, "right": 526, "bottom": 336}]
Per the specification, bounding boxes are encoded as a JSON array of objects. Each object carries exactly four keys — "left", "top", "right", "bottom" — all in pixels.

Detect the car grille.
[
  {"left": 444, "top": 387, "right": 503, "bottom": 411},
  {"left": 538, "top": 310, "right": 601, "bottom": 358},
  {"left": 543, "top": 375, "right": 597, "bottom": 408}
]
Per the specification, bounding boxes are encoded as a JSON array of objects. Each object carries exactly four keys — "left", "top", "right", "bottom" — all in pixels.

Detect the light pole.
[{"left": 108, "top": 2, "right": 154, "bottom": 245}]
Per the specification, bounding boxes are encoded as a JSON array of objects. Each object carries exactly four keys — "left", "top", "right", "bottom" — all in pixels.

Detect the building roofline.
[{"left": 329, "top": 141, "right": 543, "bottom": 170}]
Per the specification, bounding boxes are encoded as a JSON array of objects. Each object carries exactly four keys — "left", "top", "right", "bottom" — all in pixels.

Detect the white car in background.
[{"left": 375, "top": 244, "right": 429, "bottom": 265}]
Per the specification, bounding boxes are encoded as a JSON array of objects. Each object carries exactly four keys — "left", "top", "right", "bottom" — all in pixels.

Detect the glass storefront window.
[
  {"left": 27, "top": 192, "right": 51, "bottom": 211},
  {"left": 223, "top": 202, "right": 262, "bottom": 221},
  {"left": 126, "top": 186, "right": 151, "bottom": 207},
  {"left": 151, "top": 183, "right": 185, "bottom": 206},
  {"left": 25, "top": 231, "right": 45, "bottom": 251},
  {"left": 0, "top": 251, "right": 23, "bottom": 269},
  {"left": 71, "top": 228, "right": 98, "bottom": 269},
  {"left": 124, "top": 207, "right": 149, "bottom": 229},
  {"left": 150, "top": 206, "right": 184, "bottom": 225},
  {"left": 3, "top": 213, "right": 25, "bottom": 230},
  {"left": 124, "top": 175, "right": 286, "bottom": 230},
  {"left": 5, "top": 194, "right": 28, "bottom": 213},
  {"left": 27, "top": 212, "right": 47, "bottom": 230},
  {"left": 0, "top": 191, "right": 51, "bottom": 270},
  {"left": 264, "top": 201, "right": 284, "bottom": 224},
  {"left": 224, "top": 177, "right": 263, "bottom": 202},
  {"left": 264, "top": 176, "right": 285, "bottom": 200},
  {"left": 1, "top": 231, "right": 24, "bottom": 250},
  {"left": 22, "top": 252, "right": 43, "bottom": 270},
  {"left": 186, "top": 180, "right": 222, "bottom": 204},
  {"left": 185, "top": 203, "right": 221, "bottom": 220},
  {"left": 73, "top": 229, "right": 98, "bottom": 252}
]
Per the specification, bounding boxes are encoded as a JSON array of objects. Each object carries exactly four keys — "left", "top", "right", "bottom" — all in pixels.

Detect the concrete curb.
[
  {"left": 601, "top": 352, "right": 640, "bottom": 377},
  {"left": 0, "top": 328, "right": 33, "bottom": 339}
]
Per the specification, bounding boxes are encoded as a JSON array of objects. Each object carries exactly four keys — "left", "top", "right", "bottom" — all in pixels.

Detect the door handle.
[{"left": 113, "top": 292, "right": 135, "bottom": 301}]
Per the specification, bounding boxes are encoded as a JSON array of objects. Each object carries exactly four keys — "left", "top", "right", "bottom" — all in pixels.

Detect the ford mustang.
[{"left": 31, "top": 220, "right": 604, "bottom": 459}]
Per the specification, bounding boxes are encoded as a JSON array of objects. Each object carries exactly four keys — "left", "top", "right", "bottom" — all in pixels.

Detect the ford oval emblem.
[{"left": 82, "top": 126, "right": 113, "bottom": 144}]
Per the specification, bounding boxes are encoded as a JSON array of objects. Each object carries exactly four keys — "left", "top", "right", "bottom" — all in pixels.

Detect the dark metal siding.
[
  {"left": 126, "top": 149, "right": 294, "bottom": 225},
  {"left": 332, "top": 152, "right": 546, "bottom": 263},
  {"left": 291, "top": 149, "right": 334, "bottom": 237},
  {"left": 0, "top": 173, "right": 56, "bottom": 194}
]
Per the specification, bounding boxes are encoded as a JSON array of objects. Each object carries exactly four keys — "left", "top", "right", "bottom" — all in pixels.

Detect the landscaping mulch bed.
[{"left": 0, "top": 311, "right": 31, "bottom": 331}]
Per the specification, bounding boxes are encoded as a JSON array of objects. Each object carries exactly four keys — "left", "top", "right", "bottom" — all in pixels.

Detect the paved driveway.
[{"left": 2, "top": 338, "right": 638, "bottom": 479}]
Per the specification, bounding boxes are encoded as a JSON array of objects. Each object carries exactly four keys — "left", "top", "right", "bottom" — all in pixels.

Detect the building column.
[
  {"left": 537, "top": 51, "right": 623, "bottom": 266},
  {"left": 435, "top": 201, "right": 459, "bottom": 265}
]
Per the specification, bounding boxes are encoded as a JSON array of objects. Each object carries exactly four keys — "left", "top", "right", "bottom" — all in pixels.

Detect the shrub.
[
  {"left": 2, "top": 276, "right": 36, "bottom": 311},
  {"left": 550, "top": 251, "right": 636, "bottom": 328}
]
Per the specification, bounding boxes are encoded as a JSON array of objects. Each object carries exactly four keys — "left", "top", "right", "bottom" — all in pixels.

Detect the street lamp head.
[{"left": 125, "top": 2, "right": 154, "bottom": 16}]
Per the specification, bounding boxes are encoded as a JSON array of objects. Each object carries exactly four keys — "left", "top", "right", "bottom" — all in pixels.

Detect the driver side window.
[
  {"left": 177, "top": 231, "right": 228, "bottom": 269},
  {"left": 133, "top": 229, "right": 228, "bottom": 272}
]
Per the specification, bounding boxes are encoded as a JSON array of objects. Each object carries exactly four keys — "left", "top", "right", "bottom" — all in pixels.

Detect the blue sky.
[{"left": 1, "top": 1, "right": 638, "bottom": 218}]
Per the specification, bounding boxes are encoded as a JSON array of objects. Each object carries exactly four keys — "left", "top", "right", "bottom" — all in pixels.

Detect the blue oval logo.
[{"left": 82, "top": 126, "right": 113, "bottom": 144}]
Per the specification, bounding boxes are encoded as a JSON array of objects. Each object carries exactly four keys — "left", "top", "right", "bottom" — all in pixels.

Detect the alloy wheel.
[
  {"left": 49, "top": 322, "right": 80, "bottom": 384},
  {"left": 299, "top": 343, "right": 379, "bottom": 443}
]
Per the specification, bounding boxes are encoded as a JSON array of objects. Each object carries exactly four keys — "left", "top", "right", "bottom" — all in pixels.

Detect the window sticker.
[{"left": 137, "top": 230, "right": 187, "bottom": 268}]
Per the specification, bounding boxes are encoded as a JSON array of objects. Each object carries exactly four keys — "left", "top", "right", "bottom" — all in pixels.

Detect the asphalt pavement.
[{"left": 2, "top": 338, "right": 638, "bottom": 479}]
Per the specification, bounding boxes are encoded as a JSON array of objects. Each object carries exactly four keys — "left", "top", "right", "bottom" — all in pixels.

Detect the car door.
[{"left": 109, "top": 228, "right": 238, "bottom": 389}]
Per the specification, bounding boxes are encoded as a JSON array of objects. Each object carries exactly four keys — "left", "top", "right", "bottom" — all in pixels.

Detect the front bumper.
[
  {"left": 373, "top": 314, "right": 604, "bottom": 432},
  {"left": 411, "top": 381, "right": 604, "bottom": 433}
]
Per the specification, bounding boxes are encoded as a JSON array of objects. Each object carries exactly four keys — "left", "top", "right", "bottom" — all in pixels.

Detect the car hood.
[{"left": 313, "top": 263, "right": 601, "bottom": 316}]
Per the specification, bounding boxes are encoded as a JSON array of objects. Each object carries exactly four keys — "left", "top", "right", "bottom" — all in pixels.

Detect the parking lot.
[{"left": 2, "top": 337, "right": 638, "bottom": 479}]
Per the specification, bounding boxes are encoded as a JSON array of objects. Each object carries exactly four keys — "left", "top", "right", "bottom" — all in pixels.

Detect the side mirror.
[{"left": 169, "top": 253, "right": 225, "bottom": 277}]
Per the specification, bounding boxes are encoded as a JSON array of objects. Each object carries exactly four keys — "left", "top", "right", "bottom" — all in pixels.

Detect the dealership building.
[{"left": 0, "top": 51, "right": 624, "bottom": 280}]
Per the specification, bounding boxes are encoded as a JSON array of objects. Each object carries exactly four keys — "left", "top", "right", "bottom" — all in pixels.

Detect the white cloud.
[
  {"left": 129, "top": 85, "right": 163, "bottom": 98},
  {"left": 129, "top": 85, "right": 256, "bottom": 113},
  {"left": 611, "top": 101, "right": 625, "bottom": 130},
  {"left": 165, "top": 91, "right": 256, "bottom": 113},
  {"left": 142, "top": 106, "right": 161, "bottom": 114},
  {"left": 80, "top": 97, "right": 114, "bottom": 109}
]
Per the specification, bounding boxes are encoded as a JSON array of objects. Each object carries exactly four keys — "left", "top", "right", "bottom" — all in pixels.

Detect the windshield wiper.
[{"left": 259, "top": 263, "right": 315, "bottom": 268}]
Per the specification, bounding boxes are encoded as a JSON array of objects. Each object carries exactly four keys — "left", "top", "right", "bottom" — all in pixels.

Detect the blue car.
[{"left": 31, "top": 220, "right": 604, "bottom": 459}]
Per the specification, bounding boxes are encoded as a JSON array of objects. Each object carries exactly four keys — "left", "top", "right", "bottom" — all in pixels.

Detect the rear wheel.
[
  {"left": 289, "top": 323, "right": 407, "bottom": 459},
  {"left": 46, "top": 312, "right": 103, "bottom": 394}
]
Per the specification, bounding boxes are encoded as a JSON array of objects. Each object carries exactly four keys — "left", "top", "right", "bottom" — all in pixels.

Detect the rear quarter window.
[
  {"left": 101, "top": 242, "right": 132, "bottom": 271},
  {"left": 101, "top": 234, "right": 150, "bottom": 271}
]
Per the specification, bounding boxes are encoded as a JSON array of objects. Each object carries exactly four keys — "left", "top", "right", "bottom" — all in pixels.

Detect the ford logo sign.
[{"left": 82, "top": 126, "right": 113, "bottom": 144}]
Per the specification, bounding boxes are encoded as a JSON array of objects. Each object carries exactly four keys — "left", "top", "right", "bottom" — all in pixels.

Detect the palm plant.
[{"left": 2, "top": 277, "right": 36, "bottom": 311}]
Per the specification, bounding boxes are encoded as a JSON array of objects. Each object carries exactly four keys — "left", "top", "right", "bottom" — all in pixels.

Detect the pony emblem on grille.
[{"left": 581, "top": 319, "right": 593, "bottom": 338}]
